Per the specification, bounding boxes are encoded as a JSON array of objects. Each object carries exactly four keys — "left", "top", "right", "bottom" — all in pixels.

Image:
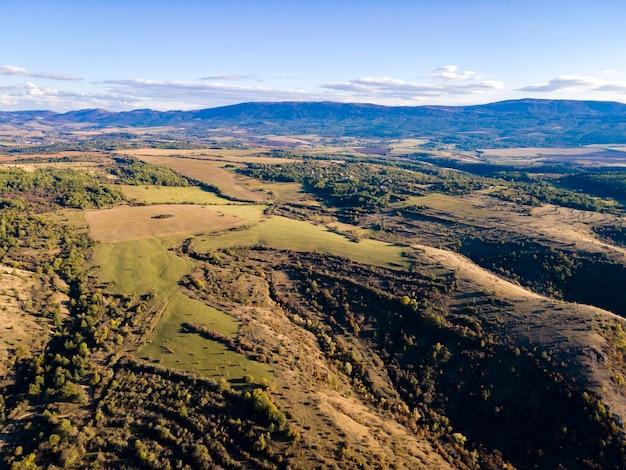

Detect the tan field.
[
  {"left": 133, "top": 155, "right": 266, "bottom": 202},
  {"left": 85, "top": 204, "right": 252, "bottom": 243},
  {"left": 118, "top": 147, "right": 301, "bottom": 164}
]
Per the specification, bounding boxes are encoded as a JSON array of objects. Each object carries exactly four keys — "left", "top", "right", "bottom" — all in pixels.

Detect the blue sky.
[{"left": 2, "top": 0, "right": 626, "bottom": 111}]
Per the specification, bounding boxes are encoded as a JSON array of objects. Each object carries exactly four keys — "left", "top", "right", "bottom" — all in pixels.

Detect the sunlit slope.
[
  {"left": 193, "top": 215, "right": 409, "bottom": 269},
  {"left": 89, "top": 238, "right": 272, "bottom": 381},
  {"left": 412, "top": 242, "right": 626, "bottom": 423},
  {"left": 119, "top": 184, "right": 237, "bottom": 205}
]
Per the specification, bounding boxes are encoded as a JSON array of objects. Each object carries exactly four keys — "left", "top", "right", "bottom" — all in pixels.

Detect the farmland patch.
[
  {"left": 136, "top": 155, "right": 265, "bottom": 201},
  {"left": 85, "top": 204, "right": 252, "bottom": 243}
]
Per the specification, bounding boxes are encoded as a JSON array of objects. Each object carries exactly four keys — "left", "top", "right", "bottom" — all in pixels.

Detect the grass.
[
  {"left": 395, "top": 193, "right": 504, "bottom": 221},
  {"left": 137, "top": 293, "right": 272, "bottom": 381},
  {"left": 119, "top": 185, "right": 237, "bottom": 205},
  {"left": 90, "top": 238, "right": 272, "bottom": 382},
  {"left": 135, "top": 156, "right": 265, "bottom": 202},
  {"left": 90, "top": 238, "right": 192, "bottom": 296},
  {"left": 193, "top": 215, "right": 409, "bottom": 268},
  {"left": 255, "top": 181, "right": 320, "bottom": 206}
]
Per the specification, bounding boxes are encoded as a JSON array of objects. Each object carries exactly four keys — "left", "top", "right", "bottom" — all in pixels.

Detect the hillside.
[{"left": 0, "top": 104, "right": 625, "bottom": 468}]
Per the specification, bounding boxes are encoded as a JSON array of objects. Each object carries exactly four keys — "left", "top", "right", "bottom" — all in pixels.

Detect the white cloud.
[
  {"left": 518, "top": 75, "right": 626, "bottom": 97},
  {"left": 595, "top": 83, "right": 626, "bottom": 93},
  {"left": 518, "top": 75, "right": 603, "bottom": 93},
  {"left": 322, "top": 76, "right": 504, "bottom": 101},
  {"left": 25, "top": 82, "right": 44, "bottom": 97},
  {"left": 100, "top": 78, "right": 326, "bottom": 109},
  {"left": 0, "top": 82, "right": 136, "bottom": 111},
  {"left": 0, "top": 65, "right": 510, "bottom": 111},
  {"left": 199, "top": 74, "right": 256, "bottom": 81},
  {"left": 429, "top": 65, "right": 483, "bottom": 81},
  {"left": 0, "top": 65, "right": 82, "bottom": 81}
]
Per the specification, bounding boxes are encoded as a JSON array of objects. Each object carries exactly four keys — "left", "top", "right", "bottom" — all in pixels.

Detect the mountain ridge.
[{"left": 4, "top": 98, "right": 626, "bottom": 148}]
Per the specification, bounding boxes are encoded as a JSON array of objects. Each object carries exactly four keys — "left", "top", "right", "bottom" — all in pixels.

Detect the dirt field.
[{"left": 85, "top": 204, "right": 251, "bottom": 243}]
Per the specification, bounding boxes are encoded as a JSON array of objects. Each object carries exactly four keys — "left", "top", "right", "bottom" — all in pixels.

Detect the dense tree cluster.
[
  {"left": 560, "top": 171, "right": 626, "bottom": 202},
  {"left": 490, "top": 179, "right": 612, "bottom": 212},
  {"left": 0, "top": 167, "right": 122, "bottom": 210},
  {"left": 111, "top": 158, "right": 191, "bottom": 186}
]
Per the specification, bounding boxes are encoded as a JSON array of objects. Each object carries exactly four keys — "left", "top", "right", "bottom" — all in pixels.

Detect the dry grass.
[
  {"left": 2, "top": 162, "right": 105, "bottom": 173},
  {"left": 254, "top": 181, "right": 320, "bottom": 205},
  {"left": 85, "top": 204, "right": 252, "bottom": 243},
  {"left": 479, "top": 147, "right": 601, "bottom": 157},
  {"left": 399, "top": 192, "right": 626, "bottom": 261},
  {"left": 0, "top": 266, "right": 64, "bottom": 377},
  {"left": 134, "top": 156, "right": 266, "bottom": 202},
  {"left": 118, "top": 147, "right": 301, "bottom": 164},
  {"left": 412, "top": 242, "right": 626, "bottom": 422},
  {"left": 397, "top": 193, "right": 506, "bottom": 222},
  {"left": 230, "top": 279, "right": 451, "bottom": 469}
]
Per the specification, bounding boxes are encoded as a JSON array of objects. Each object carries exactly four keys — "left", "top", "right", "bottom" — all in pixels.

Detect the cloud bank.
[
  {"left": 322, "top": 75, "right": 504, "bottom": 102},
  {"left": 2, "top": 64, "right": 626, "bottom": 111},
  {"left": 0, "top": 82, "right": 135, "bottom": 110},
  {"left": 519, "top": 75, "right": 626, "bottom": 95},
  {"left": 0, "top": 65, "right": 82, "bottom": 81},
  {"left": 101, "top": 78, "right": 321, "bottom": 108}
]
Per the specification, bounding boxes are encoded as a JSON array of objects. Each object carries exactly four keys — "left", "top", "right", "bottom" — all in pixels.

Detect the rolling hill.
[{"left": 3, "top": 98, "right": 626, "bottom": 147}]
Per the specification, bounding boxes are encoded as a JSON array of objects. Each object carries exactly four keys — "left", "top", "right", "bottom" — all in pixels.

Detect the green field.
[
  {"left": 396, "top": 193, "right": 505, "bottom": 220},
  {"left": 90, "top": 238, "right": 192, "bottom": 296},
  {"left": 119, "top": 184, "right": 238, "bottom": 205},
  {"left": 137, "top": 293, "right": 272, "bottom": 380},
  {"left": 90, "top": 238, "right": 272, "bottom": 382},
  {"left": 193, "top": 215, "right": 409, "bottom": 268}
]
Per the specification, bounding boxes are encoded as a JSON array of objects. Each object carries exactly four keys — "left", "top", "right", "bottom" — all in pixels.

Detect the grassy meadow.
[
  {"left": 90, "top": 238, "right": 272, "bottom": 382},
  {"left": 119, "top": 184, "right": 237, "bottom": 205},
  {"left": 90, "top": 238, "right": 192, "bottom": 296},
  {"left": 137, "top": 293, "right": 272, "bottom": 381},
  {"left": 135, "top": 155, "right": 265, "bottom": 202},
  {"left": 193, "top": 215, "right": 409, "bottom": 268}
]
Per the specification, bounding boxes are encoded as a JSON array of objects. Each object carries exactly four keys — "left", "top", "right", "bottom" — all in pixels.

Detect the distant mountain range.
[{"left": 3, "top": 99, "right": 626, "bottom": 148}]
